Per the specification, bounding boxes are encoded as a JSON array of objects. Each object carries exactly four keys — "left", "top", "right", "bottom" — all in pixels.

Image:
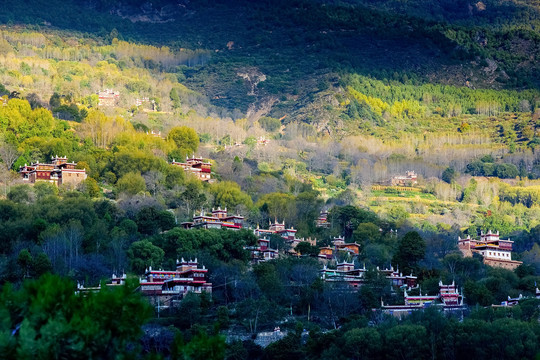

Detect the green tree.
[
  {"left": 111, "top": 150, "right": 166, "bottom": 179},
  {"left": 466, "top": 160, "right": 485, "bottom": 176},
  {"left": 79, "top": 178, "right": 101, "bottom": 198},
  {"left": 116, "top": 172, "right": 146, "bottom": 196},
  {"left": 253, "top": 262, "right": 285, "bottom": 301},
  {"left": 495, "top": 163, "right": 519, "bottom": 179},
  {"left": 256, "top": 192, "right": 296, "bottom": 221},
  {"left": 258, "top": 117, "right": 281, "bottom": 132},
  {"left": 480, "top": 155, "right": 494, "bottom": 163},
  {"left": 33, "top": 182, "right": 59, "bottom": 199},
  {"left": 178, "top": 180, "right": 207, "bottom": 217},
  {"left": 344, "top": 327, "right": 381, "bottom": 360},
  {"left": 164, "top": 164, "right": 185, "bottom": 189},
  {"left": 135, "top": 207, "right": 175, "bottom": 235},
  {"left": 384, "top": 324, "right": 429, "bottom": 360},
  {"left": 216, "top": 306, "right": 230, "bottom": 330},
  {"left": 0, "top": 274, "right": 152, "bottom": 359},
  {"left": 442, "top": 167, "right": 456, "bottom": 183},
  {"left": 264, "top": 332, "right": 304, "bottom": 360},
  {"left": 128, "top": 239, "right": 164, "bottom": 273},
  {"left": 225, "top": 340, "right": 247, "bottom": 360},
  {"left": 49, "top": 93, "right": 61, "bottom": 109},
  {"left": 464, "top": 280, "right": 495, "bottom": 306},
  {"left": 483, "top": 162, "right": 495, "bottom": 176},
  {"left": 393, "top": 231, "right": 426, "bottom": 274},
  {"left": 172, "top": 329, "right": 226, "bottom": 360},
  {"left": 211, "top": 181, "right": 253, "bottom": 210},
  {"left": 17, "top": 249, "right": 33, "bottom": 278},
  {"left": 174, "top": 292, "right": 203, "bottom": 329},
  {"left": 32, "top": 253, "right": 52, "bottom": 277},
  {"left": 360, "top": 268, "right": 393, "bottom": 309},
  {"left": 168, "top": 126, "right": 199, "bottom": 156},
  {"left": 329, "top": 205, "right": 378, "bottom": 239},
  {"left": 353, "top": 222, "right": 381, "bottom": 243},
  {"left": 170, "top": 88, "right": 181, "bottom": 109},
  {"left": 7, "top": 184, "right": 33, "bottom": 204},
  {"left": 295, "top": 241, "right": 319, "bottom": 257},
  {"left": 387, "top": 205, "right": 410, "bottom": 225}
]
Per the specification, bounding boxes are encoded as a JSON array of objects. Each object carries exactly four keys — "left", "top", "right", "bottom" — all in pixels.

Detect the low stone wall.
[
  {"left": 483, "top": 258, "right": 522, "bottom": 270},
  {"left": 226, "top": 331, "right": 287, "bottom": 348}
]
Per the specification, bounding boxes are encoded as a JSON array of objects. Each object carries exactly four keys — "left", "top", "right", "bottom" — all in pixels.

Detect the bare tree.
[
  {"left": 143, "top": 171, "right": 164, "bottom": 197},
  {"left": 110, "top": 236, "right": 128, "bottom": 273},
  {"left": 65, "top": 221, "right": 83, "bottom": 272},
  {"left": 0, "top": 139, "right": 20, "bottom": 197},
  {"left": 42, "top": 231, "right": 67, "bottom": 275}
]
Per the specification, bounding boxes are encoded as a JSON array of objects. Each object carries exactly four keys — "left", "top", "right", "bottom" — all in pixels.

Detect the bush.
[{"left": 258, "top": 117, "right": 281, "bottom": 132}]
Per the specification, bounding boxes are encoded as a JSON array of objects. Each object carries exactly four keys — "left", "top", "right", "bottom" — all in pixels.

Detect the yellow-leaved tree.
[
  {"left": 79, "top": 110, "right": 133, "bottom": 148},
  {"left": 167, "top": 126, "right": 199, "bottom": 159}
]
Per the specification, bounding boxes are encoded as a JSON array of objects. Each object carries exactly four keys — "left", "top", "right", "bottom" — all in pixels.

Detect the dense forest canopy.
[{"left": 0, "top": 0, "right": 540, "bottom": 358}]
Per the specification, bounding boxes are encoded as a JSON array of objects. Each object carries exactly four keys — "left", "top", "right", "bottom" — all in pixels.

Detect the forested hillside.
[{"left": 0, "top": 0, "right": 540, "bottom": 359}]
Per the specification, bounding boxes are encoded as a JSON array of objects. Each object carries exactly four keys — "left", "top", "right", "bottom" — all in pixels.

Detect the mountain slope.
[{"left": 1, "top": 0, "right": 540, "bottom": 134}]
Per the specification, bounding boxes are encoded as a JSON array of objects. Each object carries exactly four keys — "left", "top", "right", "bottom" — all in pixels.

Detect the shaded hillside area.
[
  {"left": 343, "top": 0, "right": 540, "bottom": 26},
  {"left": 1, "top": 0, "right": 540, "bottom": 118}
]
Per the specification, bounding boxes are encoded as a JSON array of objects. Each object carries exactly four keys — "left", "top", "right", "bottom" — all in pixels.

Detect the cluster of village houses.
[
  {"left": 77, "top": 206, "right": 539, "bottom": 315},
  {"left": 18, "top": 155, "right": 214, "bottom": 187},
  {"left": 19, "top": 158, "right": 539, "bottom": 314},
  {"left": 19, "top": 156, "right": 88, "bottom": 187},
  {"left": 18, "top": 138, "right": 409, "bottom": 189}
]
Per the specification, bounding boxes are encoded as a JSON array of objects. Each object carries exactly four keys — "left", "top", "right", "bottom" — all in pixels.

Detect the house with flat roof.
[
  {"left": 245, "top": 237, "right": 279, "bottom": 263},
  {"left": 318, "top": 236, "right": 361, "bottom": 259},
  {"left": 391, "top": 171, "right": 418, "bottom": 186},
  {"left": 172, "top": 157, "right": 213, "bottom": 182},
  {"left": 98, "top": 89, "right": 120, "bottom": 107},
  {"left": 139, "top": 258, "right": 212, "bottom": 308},
  {"left": 380, "top": 281, "right": 465, "bottom": 318},
  {"left": 458, "top": 230, "right": 522, "bottom": 270},
  {"left": 316, "top": 210, "right": 331, "bottom": 228},
  {"left": 19, "top": 156, "right": 87, "bottom": 188},
  {"left": 181, "top": 207, "right": 244, "bottom": 230},
  {"left": 320, "top": 263, "right": 418, "bottom": 290}
]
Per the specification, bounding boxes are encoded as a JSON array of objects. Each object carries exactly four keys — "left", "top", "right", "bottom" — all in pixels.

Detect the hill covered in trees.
[
  {"left": 1, "top": 0, "right": 540, "bottom": 234},
  {"left": 2, "top": 0, "right": 540, "bottom": 110},
  {"left": 0, "top": 0, "right": 540, "bottom": 358}
]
